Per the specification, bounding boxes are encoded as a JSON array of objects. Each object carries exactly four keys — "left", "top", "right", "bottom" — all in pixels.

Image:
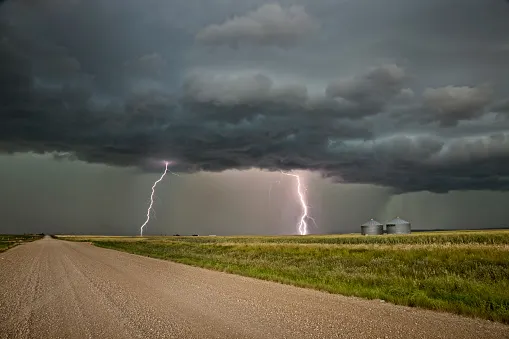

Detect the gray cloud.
[
  {"left": 182, "top": 66, "right": 408, "bottom": 121},
  {"left": 183, "top": 73, "right": 276, "bottom": 105},
  {"left": 1, "top": 0, "right": 509, "bottom": 194},
  {"left": 325, "top": 64, "right": 406, "bottom": 118},
  {"left": 430, "top": 132, "right": 509, "bottom": 165},
  {"left": 422, "top": 85, "right": 492, "bottom": 126},
  {"left": 124, "top": 53, "right": 168, "bottom": 79},
  {"left": 323, "top": 131, "right": 509, "bottom": 193},
  {"left": 195, "top": 3, "right": 318, "bottom": 47},
  {"left": 491, "top": 98, "right": 509, "bottom": 115}
]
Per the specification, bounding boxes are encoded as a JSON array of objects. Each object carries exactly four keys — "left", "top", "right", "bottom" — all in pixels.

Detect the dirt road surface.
[{"left": 0, "top": 237, "right": 507, "bottom": 339}]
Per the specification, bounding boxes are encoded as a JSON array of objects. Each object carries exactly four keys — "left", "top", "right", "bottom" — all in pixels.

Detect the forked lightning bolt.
[
  {"left": 140, "top": 161, "right": 169, "bottom": 236},
  {"left": 280, "top": 171, "right": 315, "bottom": 235}
]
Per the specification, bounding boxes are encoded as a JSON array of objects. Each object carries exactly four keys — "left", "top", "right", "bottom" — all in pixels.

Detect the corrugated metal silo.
[
  {"left": 361, "top": 219, "right": 384, "bottom": 235},
  {"left": 386, "top": 217, "right": 411, "bottom": 234}
]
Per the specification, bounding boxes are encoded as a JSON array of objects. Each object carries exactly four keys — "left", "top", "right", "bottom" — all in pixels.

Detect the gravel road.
[{"left": 0, "top": 237, "right": 507, "bottom": 339}]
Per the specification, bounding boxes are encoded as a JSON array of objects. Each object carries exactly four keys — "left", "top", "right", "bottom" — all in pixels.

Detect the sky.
[{"left": 1, "top": 0, "right": 509, "bottom": 235}]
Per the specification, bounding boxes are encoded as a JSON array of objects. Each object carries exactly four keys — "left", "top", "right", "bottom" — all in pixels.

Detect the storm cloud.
[
  {"left": 1, "top": 0, "right": 509, "bottom": 194},
  {"left": 195, "top": 3, "right": 318, "bottom": 47},
  {"left": 422, "top": 85, "right": 492, "bottom": 126}
]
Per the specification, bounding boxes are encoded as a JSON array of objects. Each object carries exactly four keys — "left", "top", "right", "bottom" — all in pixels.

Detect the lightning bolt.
[
  {"left": 280, "top": 171, "right": 315, "bottom": 235},
  {"left": 140, "top": 161, "right": 169, "bottom": 236}
]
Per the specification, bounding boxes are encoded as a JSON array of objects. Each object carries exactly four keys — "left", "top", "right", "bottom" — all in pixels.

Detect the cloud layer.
[
  {"left": 422, "top": 85, "right": 492, "bottom": 126},
  {"left": 195, "top": 3, "right": 318, "bottom": 47},
  {"left": 1, "top": 0, "right": 509, "bottom": 193}
]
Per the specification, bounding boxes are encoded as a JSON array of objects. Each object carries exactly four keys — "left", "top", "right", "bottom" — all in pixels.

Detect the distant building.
[
  {"left": 386, "top": 217, "right": 411, "bottom": 234},
  {"left": 361, "top": 219, "right": 384, "bottom": 235}
]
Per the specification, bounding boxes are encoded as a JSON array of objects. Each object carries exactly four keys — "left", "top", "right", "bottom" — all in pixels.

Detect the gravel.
[{"left": 0, "top": 237, "right": 507, "bottom": 339}]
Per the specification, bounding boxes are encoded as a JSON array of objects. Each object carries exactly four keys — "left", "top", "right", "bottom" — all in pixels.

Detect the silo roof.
[
  {"left": 362, "top": 219, "right": 383, "bottom": 227},
  {"left": 387, "top": 217, "right": 410, "bottom": 225}
]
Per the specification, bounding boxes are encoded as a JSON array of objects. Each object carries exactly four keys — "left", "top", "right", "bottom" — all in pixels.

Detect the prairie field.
[
  {"left": 58, "top": 230, "right": 509, "bottom": 323},
  {"left": 0, "top": 234, "right": 44, "bottom": 252}
]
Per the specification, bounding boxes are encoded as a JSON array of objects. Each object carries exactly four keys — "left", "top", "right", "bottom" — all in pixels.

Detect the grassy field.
[
  {"left": 0, "top": 234, "right": 44, "bottom": 253},
  {"left": 58, "top": 231, "right": 509, "bottom": 324}
]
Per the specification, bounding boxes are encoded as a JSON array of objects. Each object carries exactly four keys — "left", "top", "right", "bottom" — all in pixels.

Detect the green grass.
[
  {"left": 58, "top": 231, "right": 509, "bottom": 324},
  {"left": 0, "top": 234, "right": 44, "bottom": 253}
]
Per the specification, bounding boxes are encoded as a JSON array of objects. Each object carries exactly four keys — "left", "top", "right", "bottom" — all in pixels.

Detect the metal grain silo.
[
  {"left": 386, "top": 217, "right": 411, "bottom": 234},
  {"left": 361, "top": 219, "right": 384, "bottom": 235}
]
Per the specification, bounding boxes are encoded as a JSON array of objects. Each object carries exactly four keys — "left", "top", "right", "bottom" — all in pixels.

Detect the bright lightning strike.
[
  {"left": 140, "top": 161, "right": 169, "bottom": 236},
  {"left": 280, "top": 171, "right": 315, "bottom": 235}
]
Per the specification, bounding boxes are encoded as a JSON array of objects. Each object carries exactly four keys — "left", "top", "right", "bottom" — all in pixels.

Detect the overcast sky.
[{"left": 1, "top": 0, "right": 508, "bottom": 235}]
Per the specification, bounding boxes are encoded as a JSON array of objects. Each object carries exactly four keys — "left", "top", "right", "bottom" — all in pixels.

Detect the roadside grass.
[
  {"left": 0, "top": 234, "right": 44, "bottom": 253},
  {"left": 58, "top": 231, "right": 509, "bottom": 323}
]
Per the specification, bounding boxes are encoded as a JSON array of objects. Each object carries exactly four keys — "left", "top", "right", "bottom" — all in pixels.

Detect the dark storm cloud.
[
  {"left": 325, "top": 64, "right": 407, "bottom": 119},
  {"left": 124, "top": 53, "right": 168, "bottom": 79},
  {"left": 422, "top": 85, "right": 492, "bottom": 126},
  {"left": 182, "top": 65, "right": 409, "bottom": 123},
  {"left": 491, "top": 99, "right": 509, "bottom": 115},
  {"left": 1, "top": 0, "right": 509, "bottom": 193},
  {"left": 325, "top": 133, "right": 509, "bottom": 193}
]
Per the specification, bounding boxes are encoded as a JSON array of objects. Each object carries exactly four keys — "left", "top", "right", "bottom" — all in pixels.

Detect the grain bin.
[
  {"left": 386, "top": 217, "right": 411, "bottom": 234},
  {"left": 361, "top": 219, "right": 384, "bottom": 235}
]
